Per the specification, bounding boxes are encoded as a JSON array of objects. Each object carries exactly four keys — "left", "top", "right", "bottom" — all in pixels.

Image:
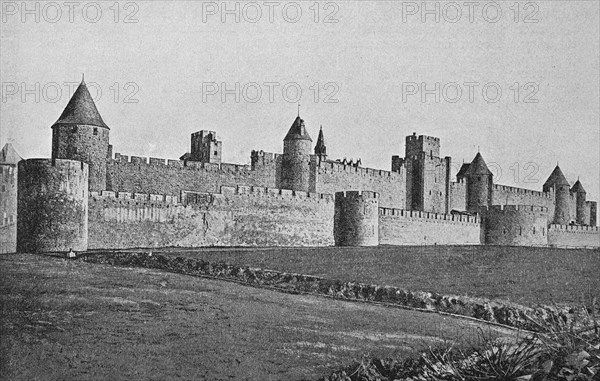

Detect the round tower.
[
  {"left": 17, "top": 159, "right": 89, "bottom": 253},
  {"left": 51, "top": 78, "right": 110, "bottom": 192},
  {"left": 280, "top": 115, "right": 312, "bottom": 192},
  {"left": 571, "top": 179, "right": 587, "bottom": 225},
  {"left": 334, "top": 191, "right": 379, "bottom": 246},
  {"left": 465, "top": 153, "right": 493, "bottom": 213},
  {"left": 543, "top": 165, "right": 571, "bottom": 225},
  {"left": 479, "top": 205, "right": 549, "bottom": 246}
]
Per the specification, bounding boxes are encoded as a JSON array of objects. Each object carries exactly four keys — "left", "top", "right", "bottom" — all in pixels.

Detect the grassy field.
[
  {"left": 149, "top": 245, "right": 600, "bottom": 307},
  {"left": 0, "top": 254, "right": 515, "bottom": 381}
]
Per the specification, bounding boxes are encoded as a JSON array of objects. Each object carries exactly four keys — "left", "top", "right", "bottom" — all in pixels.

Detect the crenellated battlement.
[
  {"left": 481, "top": 205, "right": 549, "bottom": 213},
  {"left": 335, "top": 190, "right": 379, "bottom": 200},
  {"left": 407, "top": 134, "right": 440, "bottom": 142},
  {"left": 319, "top": 161, "right": 401, "bottom": 179},
  {"left": 20, "top": 158, "right": 87, "bottom": 173},
  {"left": 112, "top": 152, "right": 252, "bottom": 173},
  {"left": 548, "top": 224, "right": 599, "bottom": 232},
  {"left": 493, "top": 184, "right": 553, "bottom": 199},
  {"left": 379, "top": 208, "right": 480, "bottom": 224},
  {"left": 91, "top": 185, "right": 334, "bottom": 207},
  {"left": 90, "top": 190, "right": 180, "bottom": 204}
]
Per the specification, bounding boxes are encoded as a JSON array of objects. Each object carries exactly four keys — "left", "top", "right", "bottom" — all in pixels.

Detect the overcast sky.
[{"left": 1, "top": 1, "right": 598, "bottom": 203}]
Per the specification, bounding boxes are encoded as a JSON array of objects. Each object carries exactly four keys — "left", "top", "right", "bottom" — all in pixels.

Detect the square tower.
[
  {"left": 188, "top": 130, "right": 222, "bottom": 164},
  {"left": 405, "top": 133, "right": 440, "bottom": 159},
  {"left": 404, "top": 133, "right": 448, "bottom": 213}
]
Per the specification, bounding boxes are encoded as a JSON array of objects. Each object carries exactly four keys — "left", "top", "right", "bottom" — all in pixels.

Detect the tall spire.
[
  {"left": 571, "top": 179, "right": 586, "bottom": 194},
  {"left": 314, "top": 125, "right": 326, "bottom": 158},
  {"left": 53, "top": 77, "right": 109, "bottom": 129}
]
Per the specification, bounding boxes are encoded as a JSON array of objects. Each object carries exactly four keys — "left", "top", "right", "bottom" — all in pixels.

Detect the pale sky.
[{"left": 1, "top": 1, "right": 599, "bottom": 204}]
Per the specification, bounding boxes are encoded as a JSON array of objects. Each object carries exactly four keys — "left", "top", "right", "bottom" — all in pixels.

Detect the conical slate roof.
[
  {"left": 284, "top": 116, "right": 312, "bottom": 141},
  {"left": 571, "top": 180, "right": 586, "bottom": 194},
  {"left": 464, "top": 153, "right": 492, "bottom": 176},
  {"left": 543, "top": 166, "right": 570, "bottom": 188},
  {"left": 456, "top": 163, "right": 471, "bottom": 180},
  {"left": 53, "top": 79, "right": 109, "bottom": 129},
  {"left": 314, "top": 126, "right": 326, "bottom": 154},
  {"left": 0, "top": 143, "right": 22, "bottom": 164}
]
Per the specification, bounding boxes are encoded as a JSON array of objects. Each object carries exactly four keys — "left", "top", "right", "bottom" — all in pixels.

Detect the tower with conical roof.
[
  {"left": 571, "top": 179, "right": 586, "bottom": 225},
  {"left": 464, "top": 152, "right": 493, "bottom": 213},
  {"left": 51, "top": 77, "right": 110, "bottom": 191},
  {"left": 543, "top": 165, "right": 571, "bottom": 225},
  {"left": 280, "top": 115, "right": 312, "bottom": 192},
  {"left": 314, "top": 125, "right": 327, "bottom": 162}
]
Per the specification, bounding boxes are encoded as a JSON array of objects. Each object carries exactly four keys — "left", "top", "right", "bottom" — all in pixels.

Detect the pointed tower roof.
[
  {"left": 314, "top": 125, "right": 326, "bottom": 154},
  {"left": 0, "top": 143, "right": 22, "bottom": 165},
  {"left": 543, "top": 165, "right": 570, "bottom": 188},
  {"left": 53, "top": 78, "right": 109, "bottom": 129},
  {"left": 571, "top": 179, "right": 586, "bottom": 193},
  {"left": 456, "top": 163, "right": 471, "bottom": 180},
  {"left": 284, "top": 116, "right": 312, "bottom": 141},
  {"left": 464, "top": 152, "right": 492, "bottom": 176}
]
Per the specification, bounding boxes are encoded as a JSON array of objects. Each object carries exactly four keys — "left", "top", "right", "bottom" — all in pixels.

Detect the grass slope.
[
  {"left": 1, "top": 254, "right": 516, "bottom": 381},
  {"left": 152, "top": 245, "right": 600, "bottom": 307}
]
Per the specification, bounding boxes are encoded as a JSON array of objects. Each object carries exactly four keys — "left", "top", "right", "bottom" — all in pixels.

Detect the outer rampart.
[
  {"left": 378, "top": 208, "right": 481, "bottom": 245},
  {"left": 479, "top": 205, "right": 549, "bottom": 246},
  {"left": 88, "top": 186, "right": 334, "bottom": 249},
  {"left": 17, "top": 159, "right": 89, "bottom": 252},
  {"left": 547, "top": 225, "right": 600, "bottom": 248}
]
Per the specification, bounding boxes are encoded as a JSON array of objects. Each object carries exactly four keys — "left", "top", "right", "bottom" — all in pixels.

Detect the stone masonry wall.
[
  {"left": 106, "top": 153, "right": 278, "bottom": 195},
  {"left": 492, "top": 185, "right": 555, "bottom": 224},
  {"left": 449, "top": 180, "right": 467, "bottom": 212},
  {"left": 314, "top": 161, "right": 406, "bottom": 209},
  {"left": 88, "top": 186, "right": 334, "bottom": 249},
  {"left": 547, "top": 225, "right": 600, "bottom": 248},
  {"left": 378, "top": 209, "right": 481, "bottom": 245}
]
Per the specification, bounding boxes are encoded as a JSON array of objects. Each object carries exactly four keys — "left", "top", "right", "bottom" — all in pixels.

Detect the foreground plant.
[{"left": 318, "top": 311, "right": 600, "bottom": 381}]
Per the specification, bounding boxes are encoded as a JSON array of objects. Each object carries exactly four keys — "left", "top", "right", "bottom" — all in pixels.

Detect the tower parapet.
[
  {"left": 17, "top": 159, "right": 89, "bottom": 253},
  {"left": 334, "top": 191, "right": 379, "bottom": 246},
  {"left": 180, "top": 130, "right": 222, "bottom": 165},
  {"left": 51, "top": 78, "right": 109, "bottom": 192}
]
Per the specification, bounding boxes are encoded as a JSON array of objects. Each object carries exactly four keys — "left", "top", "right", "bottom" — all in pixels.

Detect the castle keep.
[{"left": 1, "top": 79, "right": 598, "bottom": 253}]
